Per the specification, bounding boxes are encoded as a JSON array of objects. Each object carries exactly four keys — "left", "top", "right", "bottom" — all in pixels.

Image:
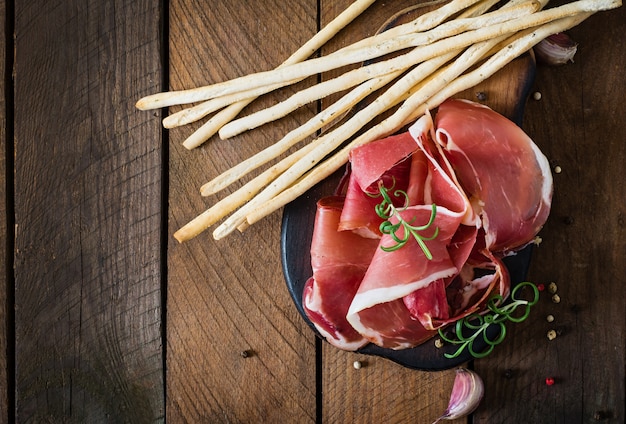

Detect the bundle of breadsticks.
[{"left": 136, "top": 0, "right": 621, "bottom": 242}]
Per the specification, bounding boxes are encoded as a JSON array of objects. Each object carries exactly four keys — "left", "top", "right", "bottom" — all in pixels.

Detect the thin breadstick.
[
  {"left": 201, "top": 71, "right": 400, "bottom": 196},
  {"left": 182, "top": 112, "right": 233, "bottom": 150},
  {"left": 163, "top": 80, "right": 295, "bottom": 129},
  {"left": 337, "top": 0, "right": 481, "bottom": 52},
  {"left": 244, "top": 12, "right": 597, "bottom": 228}
]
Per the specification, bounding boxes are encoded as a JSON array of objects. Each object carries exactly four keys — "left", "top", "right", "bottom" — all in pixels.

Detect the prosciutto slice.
[
  {"left": 434, "top": 99, "right": 553, "bottom": 252},
  {"left": 303, "top": 196, "right": 378, "bottom": 350},
  {"left": 303, "top": 99, "right": 552, "bottom": 351},
  {"left": 338, "top": 132, "right": 416, "bottom": 238}
]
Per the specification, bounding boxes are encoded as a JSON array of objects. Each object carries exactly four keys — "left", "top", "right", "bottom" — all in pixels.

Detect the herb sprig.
[
  {"left": 372, "top": 180, "right": 439, "bottom": 258},
  {"left": 438, "top": 281, "right": 540, "bottom": 359}
]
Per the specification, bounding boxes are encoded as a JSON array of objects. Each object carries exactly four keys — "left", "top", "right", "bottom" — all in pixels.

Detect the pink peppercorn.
[{"left": 545, "top": 377, "right": 555, "bottom": 386}]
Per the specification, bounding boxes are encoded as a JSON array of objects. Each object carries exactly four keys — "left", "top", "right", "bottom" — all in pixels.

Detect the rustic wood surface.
[
  {"left": 0, "top": 0, "right": 7, "bottom": 420},
  {"left": 12, "top": 0, "right": 164, "bottom": 422},
  {"left": 3, "top": 0, "right": 625, "bottom": 422}
]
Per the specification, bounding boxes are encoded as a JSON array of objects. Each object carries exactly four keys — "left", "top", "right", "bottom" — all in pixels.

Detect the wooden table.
[{"left": 2, "top": 0, "right": 624, "bottom": 422}]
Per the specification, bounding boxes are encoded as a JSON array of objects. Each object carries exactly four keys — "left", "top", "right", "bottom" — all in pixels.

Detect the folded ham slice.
[
  {"left": 303, "top": 99, "right": 552, "bottom": 351},
  {"left": 434, "top": 99, "right": 553, "bottom": 253},
  {"left": 303, "top": 196, "right": 377, "bottom": 350}
]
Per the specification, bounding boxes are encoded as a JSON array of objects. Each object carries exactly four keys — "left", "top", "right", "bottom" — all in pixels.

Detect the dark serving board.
[{"left": 281, "top": 5, "right": 537, "bottom": 370}]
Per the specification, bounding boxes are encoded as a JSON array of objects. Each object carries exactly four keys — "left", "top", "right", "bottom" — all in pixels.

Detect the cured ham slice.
[
  {"left": 303, "top": 99, "right": 551, "bottom": 351},
  {"left": 348, "top": 131, "right": 417, "bottom": 193},
  {"left": 303, "top": 196, "right": 378, "bottom": 350},
  {"left": 338, "top": 132, "right": 416, "bottom": 238},
  {"left": 434, "top": 99, "right": 553, "bottom": 253}
]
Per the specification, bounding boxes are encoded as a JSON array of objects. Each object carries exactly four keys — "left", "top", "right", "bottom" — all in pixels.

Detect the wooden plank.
[
  {"left": 474, "top": 2, "right": 626, "bottom": 422},
  {"left": 317, "top": 1, "right": 461, "bottom": 423},
  {"left": 165, "top": 1, "right": 317, "bottom": 422},
  {"left": 13, "top": 1, "right": 164, "bottom": 421},
  {"left": 0, "top": 0, "right": 9, "bottom": 419}
]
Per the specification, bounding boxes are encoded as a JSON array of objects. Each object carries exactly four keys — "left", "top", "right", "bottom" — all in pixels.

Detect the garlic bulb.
[
  {"left": 534, "top": 33, "right": 578, "bottom": 65},
  {"left": 433, "top": 368, "right": 484, "bottom": 423}
]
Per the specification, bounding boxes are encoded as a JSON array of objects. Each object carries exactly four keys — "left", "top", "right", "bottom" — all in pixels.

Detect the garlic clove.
[
  {"left": 534, "top": 32, "right": 578, "bottom": 66},
  {"left": 433, "top": 368, "right": 485, "bottom": 423}
]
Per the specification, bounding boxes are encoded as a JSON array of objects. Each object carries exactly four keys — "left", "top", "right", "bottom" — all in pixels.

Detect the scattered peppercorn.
[
  {"left": 476, "top": 91, "right": 487, "bottom": 101},
  {"left": 545, "top": 377, "right": 555, "bottom": 386},
  {"left": 537, "top": 283, "right": 545, "bottom": 292},
  {"left": 552, "top": 294, "right": 561, "bottom": 304},
  {"left": 533, "top": 91, "right": 542, "bottom": 101},
  {"left": 548, "top": 282, "right": 558, "bottom": 294},
  {"left": 434, "top": 338, "right": 444, "bottom": 349},
  {"left": 503, "top": 368, "right": 514, "bottom": 379},
  {"left": 554, "top": 165, "right": 562, "bottom": 174},
  {"left": 547, "top": 329, "right": 557, "bottom": 340},
  {"left": 546, "top": 314, "right": 555, "bottom": 323},
  {"left": 353, "top": 360, "right": 362, "bottom": 370}
]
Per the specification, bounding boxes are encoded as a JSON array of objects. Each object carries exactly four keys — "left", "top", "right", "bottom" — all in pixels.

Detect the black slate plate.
[{"left": 280, "top": 5, "right": 537, "bottom": 371}]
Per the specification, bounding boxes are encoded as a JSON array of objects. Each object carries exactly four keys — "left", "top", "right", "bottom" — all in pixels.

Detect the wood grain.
[
  {"left": 166, "top": 1, "right": 318, "bottom": 422},
  {"left": 0, "top": 0, "right": 8, "bottom": 420},
  {"left": 474, "top": 2, "right": 626, "bottom": 423},
  {"left": 13, "top": 0, "right": 164, "bottom": 421},
  {"left": 5, "top": 0, "right": 625, "bottom": 421}
]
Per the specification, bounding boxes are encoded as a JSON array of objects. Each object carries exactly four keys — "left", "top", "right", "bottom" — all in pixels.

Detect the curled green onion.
[
  {"left": 438, "top": 281, "right": 540, "bottom": 359},
  {"left": 371, "top": 179, "right": 439, "bottom": 258}
]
